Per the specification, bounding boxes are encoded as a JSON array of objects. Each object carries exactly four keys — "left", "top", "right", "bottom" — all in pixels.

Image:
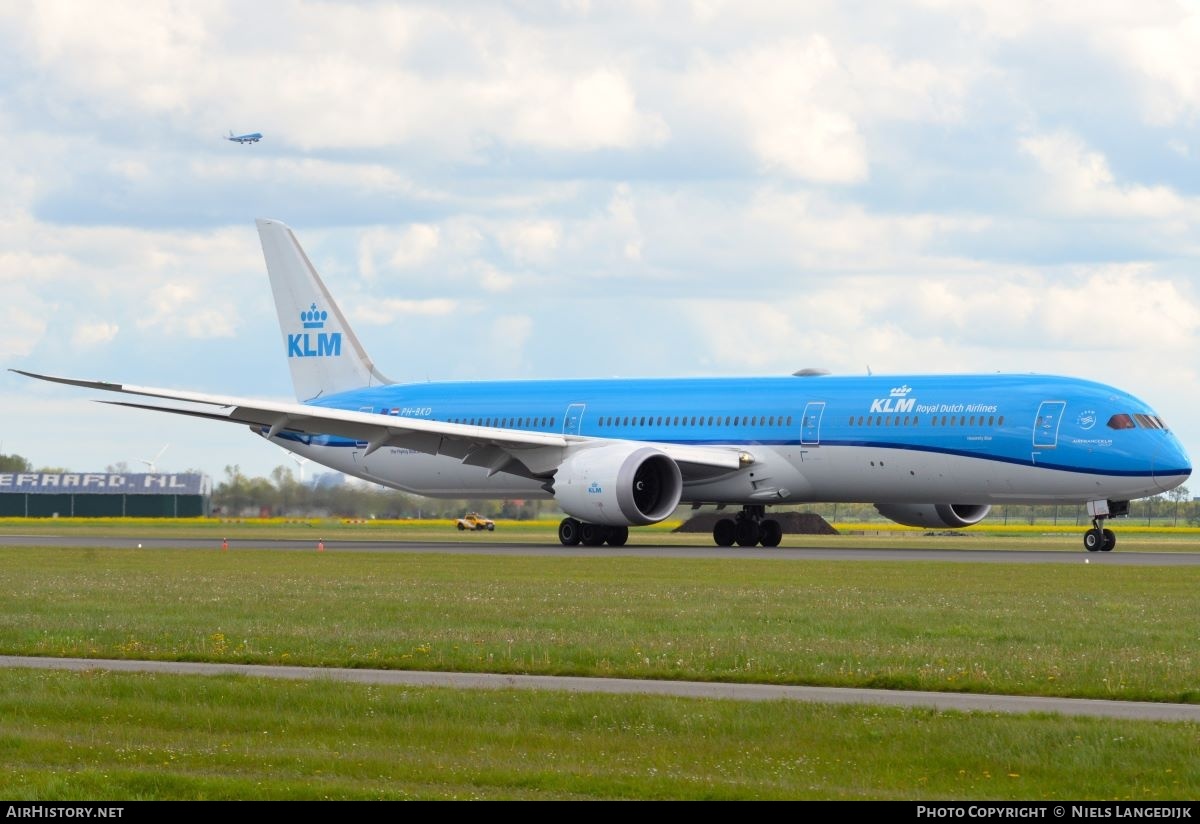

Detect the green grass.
[
  {"left": 2, "top": 546, "right": 1198, "bottom": 702},
  {"left": 0, "top": 668, "right": 1195, "bottom": 800}
]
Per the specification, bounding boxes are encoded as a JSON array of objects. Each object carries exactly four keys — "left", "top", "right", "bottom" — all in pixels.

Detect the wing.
[{"left": 13, "top": 370, "right": 747, "bottom": 479}]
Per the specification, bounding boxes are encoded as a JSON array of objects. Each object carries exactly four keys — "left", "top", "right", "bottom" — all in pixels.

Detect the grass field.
[
  {"left": 1, "top": 668, "right": 1196, "bottom": 800},
  {"left": 1, "top": 545, "right": 1197, "bottom": 702},
  {"left": 2, "top": 526, "right": 1197, "bottom": 800}
]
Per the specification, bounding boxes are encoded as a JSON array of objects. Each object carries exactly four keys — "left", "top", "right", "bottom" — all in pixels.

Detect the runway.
[
  {"left": 3, "top": 655, "right": 1198, "bottom": 722},
  {"left": 2, "top": 533, "right": 1200, "bottom": 565}
]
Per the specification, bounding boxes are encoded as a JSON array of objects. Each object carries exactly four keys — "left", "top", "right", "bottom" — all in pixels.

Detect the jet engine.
[
  {"left": 552, "top": 444, "right": 683, "bottom": 527},
  {"left": 873, "top": 503, "right": 991, "bottom": 528}
]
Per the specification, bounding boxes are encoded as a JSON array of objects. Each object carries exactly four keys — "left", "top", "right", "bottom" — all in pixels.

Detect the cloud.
[
  {"left": 682, "top": 265, "right": 1200, "bottom": 375},
  {"left": 2, "top": 1, "right": 1200, "bottom": 480},
  {"left": 496, "top": 220, "right": 560, "bottom": 265},
  {"left": 387, "top": 224, "right": 441, "bottom": 269},
  {"left": 686, "top": 36, "right": 868, "bottom": 183},
  {"left": 0, "top": 299, "right": 48, "bottom": 359},
  {"left": 1092, "top": 5, "right": 1200, "bottom": 125},
  {"left": 70, "top": 321, "right": 119, "bottom": 349},
  {"left": 136, "top": 283, "right": 238, "bottom": 339},
  {"left": 0, "top": 3, "right": 668, "bottom": 157},
  {"left": 1019, "top": 131, "right": 1195, "bottom": 220},
  {"left": 351, "top": 298, "right": 460, "bottom": 326},
  {"left": 486, "top": 314, "right": 533, "bottom": 371}
]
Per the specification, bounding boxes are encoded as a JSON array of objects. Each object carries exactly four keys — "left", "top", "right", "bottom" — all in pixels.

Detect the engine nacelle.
[
  {"left": 873, "top": 503, "right": 991, "bottom": 529},
  {"left": 553, "top": 445, "right": 683, "bottom": 527}
]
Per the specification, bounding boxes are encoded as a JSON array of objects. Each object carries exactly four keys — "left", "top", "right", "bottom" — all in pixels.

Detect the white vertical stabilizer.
[{"left": 256, "top": 218, "right": 392, "bottom": 402}]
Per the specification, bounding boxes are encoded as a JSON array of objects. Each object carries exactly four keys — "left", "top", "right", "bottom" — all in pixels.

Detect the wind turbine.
[{"left": 139, "top": 444, "right": 169, "bottom": 473}]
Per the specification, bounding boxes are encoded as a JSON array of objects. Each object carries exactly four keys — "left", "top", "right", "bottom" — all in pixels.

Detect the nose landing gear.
[
  {"left": 1083, "top": 520, "right": 1116, "bottom": 552},
  {"left": 1083, "top": 499, "right": 1128, "bottom": 552}
]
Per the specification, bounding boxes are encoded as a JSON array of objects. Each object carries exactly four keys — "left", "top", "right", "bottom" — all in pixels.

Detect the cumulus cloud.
[
  {"left": 686, "top": 37, "right": 868, "bottom": 183},
  {"left": 0, "top": 300, "right": 48, "bottom": 359},
  {"left": 496, "top": 220, "right": 560, "bottom": 265},
  {"left": 1020, "top": 131, "right": 1195, "bottom": 220},
  {"left": 2, "top": 1, "right": 1199, "bottom": 478},
  {"left": 388, "top": 224, "right": 441, "bottom": 269},
  {"left": 683, "top": 265, "right": 1200, "bottom": 378},
  {"left": 351, "top": 298, "right": 460, "bottom": 326},
  {"left": 486, "top": 314, "right": 534, "bottom": 371},
  {"left": 70, "top": 321, "right": 119, "bottom": 349},
  {"left": 0, "top": 3, "right": 668, "bottom": 157},
  {"left": 1091, "top": 6, "right": 1200, "bottom": 125},
  {"left": 136, "top": 283, "right": 238, "bottom": 338}
]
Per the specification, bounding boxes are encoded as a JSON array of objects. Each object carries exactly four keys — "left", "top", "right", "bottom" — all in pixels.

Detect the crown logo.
[
  {"left": 890, "top": 385, "right": 912, "bottom": 397},
  {"left": 301, "top": 303, "right": 328, "bottom": 329}
]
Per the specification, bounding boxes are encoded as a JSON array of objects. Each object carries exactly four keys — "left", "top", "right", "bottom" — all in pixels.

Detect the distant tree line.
[{"left": 210, "top": 465, "right": 549, "bottom": 520}]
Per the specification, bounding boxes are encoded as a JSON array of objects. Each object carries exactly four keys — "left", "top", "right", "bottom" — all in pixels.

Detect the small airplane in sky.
[{"left": 226, "top": 130, "right": 262, "bottom": 144}]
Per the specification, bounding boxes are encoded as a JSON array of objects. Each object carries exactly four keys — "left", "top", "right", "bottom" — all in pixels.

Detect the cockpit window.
[
  {"left": 1134, "top": 413, "right": 1170, "bottom": 431},
  {"left": 1107, "top": 414, "right": 1136, "bottom": 430},
  {"left": 1107, "top": 413, "right": 1171, "bottom": 432}
]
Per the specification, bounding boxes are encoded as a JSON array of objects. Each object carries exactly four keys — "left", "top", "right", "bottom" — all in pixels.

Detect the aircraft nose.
[{"left": 1153, "top": 437, "right": 1192, "bottom": 492}]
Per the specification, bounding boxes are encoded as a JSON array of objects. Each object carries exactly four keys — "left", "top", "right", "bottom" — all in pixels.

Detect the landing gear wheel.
[
  {"left": 713, "top": 518, "right": 736, "bottom": 547},
  {"left": 759, "top": 519, "right": 783, "bottom": 548},
  {"left": 1101, "top": 528, "right": 1116, "bottom": 552},
  {"left": 606, "top": 526, "right": 629, "bottom": 547},
  {"left": 735, "top": 518, "right": 760, "bottom": 548},
  {"left": 558, "top": 517, "right": 582, "bottom": 546},
  {"left": 1084, "top": 528, "right": 1103, "bottom": 552},
  {"left": 581, "top": 523, "right": 608, "bottom": 546}
]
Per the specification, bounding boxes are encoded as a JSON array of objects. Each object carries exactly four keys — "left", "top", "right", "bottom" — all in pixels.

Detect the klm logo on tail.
[{"left": 288, "top": 303, "right": 342, "bottom": 358}]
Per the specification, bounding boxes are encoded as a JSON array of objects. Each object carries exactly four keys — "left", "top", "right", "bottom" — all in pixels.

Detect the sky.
[{"left": 1, "top": 0, "right": 1198, "bottom": 488}]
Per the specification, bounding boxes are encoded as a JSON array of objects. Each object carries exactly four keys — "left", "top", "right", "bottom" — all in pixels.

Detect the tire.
[
  {"left": 558, "top": 517, "right": 582, "bottom": 546},
  {"left": 1101, "top": 528, "right": 1116, "bottom": 552},
  {"left": 759, "top": 519, "right": 783, "bottom": 548},
  {"left": 606, "top": 526, "right": 629, "bottom": 546},
  {"left": 1083, "top": 528, "right": 1103, "bottom": 552},
  {"left": 487, "top": 523, "right": 495, "bottom": 531},
  {"left": 735, "top": 518, "right": 760, "bottom": 548},
  {"left": 581, "top": 522, "right": 608, "bottom": 546},
  {"left": 713, "top": 518, "right": 736, "bottom": 547},
  {"left": 457, "top": 523, "right": 465, "bottom": 531}
]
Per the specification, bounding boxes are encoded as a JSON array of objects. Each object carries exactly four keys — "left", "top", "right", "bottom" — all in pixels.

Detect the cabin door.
[
  {"left": 801, "top": 401, "right": 826, "bottom": 445},
  {"left": 563, "top": 403, "right": 586, "bottom": 436},
  {"left": 1033, "top": 401, "right": 1066, "bottom": 448}
]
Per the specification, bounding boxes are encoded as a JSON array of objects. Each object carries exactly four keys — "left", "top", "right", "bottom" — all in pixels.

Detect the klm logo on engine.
[
  {"left": 288, "top": 303, "right": 342, "bottom": 358},
  {"left": 870, "top": 384, "right": 916, "bottom": 414},
  {"left": 587, "top": 482, "right": 603, "bottom": 494}
]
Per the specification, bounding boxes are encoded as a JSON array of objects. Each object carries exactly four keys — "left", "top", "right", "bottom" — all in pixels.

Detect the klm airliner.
[
  {"left": 15, "top": 219, "right": 1191, "bottom": 551},
  {"left": 226, "top": 131, "right": 262, "bottom": 144}
]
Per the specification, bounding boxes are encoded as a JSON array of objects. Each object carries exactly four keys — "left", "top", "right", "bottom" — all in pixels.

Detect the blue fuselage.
[{"left": 279, "top": 373, "right": 1189, "bottom": 504}]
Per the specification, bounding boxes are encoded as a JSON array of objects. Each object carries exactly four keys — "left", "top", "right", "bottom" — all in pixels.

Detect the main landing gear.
[
  {"left": 712, "top": 505, "right": 783, "bottom": 548},
  {"left": 558, "top": 518, "right": 629, "bottom": 547}
]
